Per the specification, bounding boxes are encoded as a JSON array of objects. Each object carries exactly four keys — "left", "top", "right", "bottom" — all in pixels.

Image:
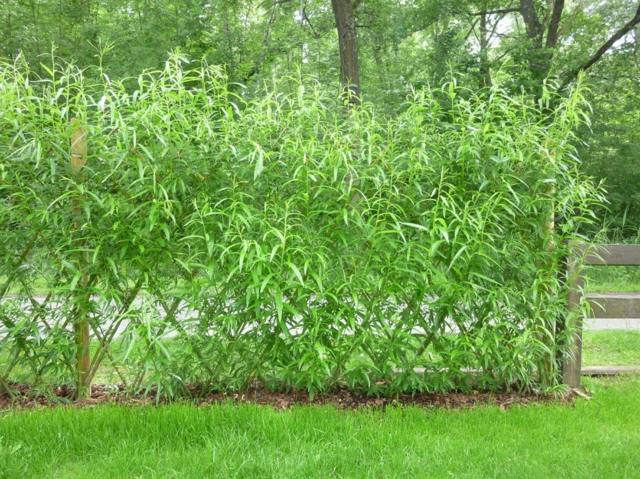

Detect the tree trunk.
[
  {"left": 519, "top": 0, "right": 548, "bottom": 87},
  {"left": 331, "top": 0, "right": 360, "bottom": 105}
]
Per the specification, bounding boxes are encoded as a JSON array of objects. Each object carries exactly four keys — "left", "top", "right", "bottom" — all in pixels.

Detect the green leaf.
[
  {"left": 289, "top": 262, "right": 304, "bottom": 286},
  {"left": 399, "top": 222, "right": 429, "bottom": 232}
]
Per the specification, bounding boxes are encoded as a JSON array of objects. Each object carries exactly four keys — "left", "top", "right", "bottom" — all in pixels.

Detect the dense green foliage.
[
  {"left": 0, "top": 57, "right": 602, "bottom": 396},
  {"left": 1, "top": 377, "right": 639, "bottom": 478},
  {"left": 1, "top": 0, "right": 638, "bottom": 234}
]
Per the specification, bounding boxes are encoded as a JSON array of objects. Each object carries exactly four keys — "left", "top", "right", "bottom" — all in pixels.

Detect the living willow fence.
[{"left": 0, "top": 56, "right": 603, "bottom": 399}]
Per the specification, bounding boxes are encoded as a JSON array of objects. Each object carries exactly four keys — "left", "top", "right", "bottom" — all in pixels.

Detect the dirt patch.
[
  {"left": 0, "top": 383, "right": 577, "bottom": 411},
  {"left": 198, "top": 388, "right": 574, "bottom": 411}
]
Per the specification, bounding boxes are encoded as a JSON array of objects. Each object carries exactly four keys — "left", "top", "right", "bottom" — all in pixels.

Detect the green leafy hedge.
[{"left": 0, "top": 55, "right": 603, "bottom": 398}]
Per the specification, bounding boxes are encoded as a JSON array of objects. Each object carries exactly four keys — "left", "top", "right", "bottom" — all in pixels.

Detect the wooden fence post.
[
  {"left": 562, "top": 245, "right": 584, "bottom": 389},
  {"left": 71, "top": 120, "right": 91, "bottom": 399}
]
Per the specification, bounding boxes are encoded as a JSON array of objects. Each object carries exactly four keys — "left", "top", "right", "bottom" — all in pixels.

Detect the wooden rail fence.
[{"left": 563, "top": 243, "right": 640, "bottom": 388}]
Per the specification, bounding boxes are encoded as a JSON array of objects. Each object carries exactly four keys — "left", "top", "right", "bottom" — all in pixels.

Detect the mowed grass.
[
  {"left": 582, "top": 330, "right": 640, "bottom": 366},
  {"left": 0, "top": 377, "right": 639, "bottom": 479},
  {"left": 585, "top": 265, "right": 640, "bottom": 293}
]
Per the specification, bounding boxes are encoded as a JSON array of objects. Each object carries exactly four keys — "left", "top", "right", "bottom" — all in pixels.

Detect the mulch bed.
[{"left": 0, "top": 383, "right": 578, "bottom": 411}]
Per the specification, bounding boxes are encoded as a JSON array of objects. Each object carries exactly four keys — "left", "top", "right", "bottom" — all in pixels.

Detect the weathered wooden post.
[
  {"left": 70, "top": 120, "right": 91, "bottom": 399},
  {"left": 562, "top": 243, "right": 584, "bottom": 389}
]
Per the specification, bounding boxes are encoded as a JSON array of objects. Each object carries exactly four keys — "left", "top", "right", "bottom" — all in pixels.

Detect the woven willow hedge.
[{"left": 0, "top": 55, "right": 602, "bottom": 398}]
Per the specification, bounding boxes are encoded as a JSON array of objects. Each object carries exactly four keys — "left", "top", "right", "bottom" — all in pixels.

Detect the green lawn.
[
  {"left": 585, "top": 266, "right": 640, "bottom": 293},
  {"left": 582, "top": 331, "right": 640, "bottom": 366},
  {"left": 0, "top": 376, "right": 638, "bottom": 478}
]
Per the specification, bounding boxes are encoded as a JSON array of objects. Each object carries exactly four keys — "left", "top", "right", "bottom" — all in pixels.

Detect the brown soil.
[{"left": 0, "top": 383, "right": 577, "bottom": 411}]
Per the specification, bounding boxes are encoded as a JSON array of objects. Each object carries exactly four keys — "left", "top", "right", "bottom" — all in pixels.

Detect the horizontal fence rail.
[
  {"left": 574, "top": 243, "right": 640, "bottom": 266},
  {"left": 587, "top": 293, "right": 640, "bottom": 319}
]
